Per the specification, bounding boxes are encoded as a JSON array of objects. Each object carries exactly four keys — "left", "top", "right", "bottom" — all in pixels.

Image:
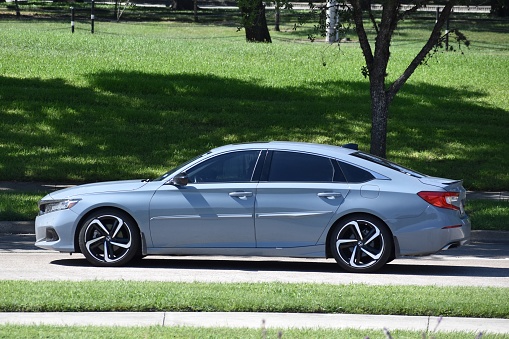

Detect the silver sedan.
[{"left": 35, "top": 142, "right": 470, "bottom": 273}]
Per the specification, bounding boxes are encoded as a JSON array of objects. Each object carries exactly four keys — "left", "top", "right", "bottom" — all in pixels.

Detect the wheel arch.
[
  {"left": 325, "top": 212, "right": 396, "bottom": 260},
  {"left": 73, "top": 206, "right": 142, "bottom": 254}
]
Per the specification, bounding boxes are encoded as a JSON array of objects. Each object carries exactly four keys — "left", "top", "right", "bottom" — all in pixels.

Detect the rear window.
[
  {"left": 351, "top": 152, "right": 424, "bottom": 178},
  {"left": 337, "top": 161, "right": 375, "bottom": 183}
]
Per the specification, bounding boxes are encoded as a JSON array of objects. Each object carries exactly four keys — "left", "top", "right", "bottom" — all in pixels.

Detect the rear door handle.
[
  {"left": 229, "top": 191, "right": 253, "bottom": 200},
  {"left": 317, "top": 192, "right": 342, "bottom": 199}
]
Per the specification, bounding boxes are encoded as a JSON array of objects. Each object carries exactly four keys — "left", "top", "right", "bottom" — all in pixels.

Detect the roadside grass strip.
[
  {"left": 1, "top": 281, "right": 507, "bottom": 319},
  {"left": 0, "top": 324, "right": 506, "bottom": 339}
]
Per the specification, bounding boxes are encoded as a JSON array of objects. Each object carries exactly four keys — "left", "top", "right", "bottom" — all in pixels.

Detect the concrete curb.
[
  {"left": 1, "top": 221, "right": 508, "bottom": 244},
  {"left": 0, "top": 221, "right": 34, "bottom": 235},
  {"left": 0, "top": 312, "right": 508, "bottom": 333}
]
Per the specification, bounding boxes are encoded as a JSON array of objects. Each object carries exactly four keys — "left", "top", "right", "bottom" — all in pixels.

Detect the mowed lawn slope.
[{"left": 0, "top": 19, "right": 508, "bottom": 190}]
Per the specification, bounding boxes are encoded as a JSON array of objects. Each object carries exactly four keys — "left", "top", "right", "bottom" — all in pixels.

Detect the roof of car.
[{"left": 210, "top": 141, "right": 357, "bottom": 157}]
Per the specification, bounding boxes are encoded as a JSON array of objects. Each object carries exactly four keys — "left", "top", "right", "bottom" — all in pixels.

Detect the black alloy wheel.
[
  {"left": 330, "top": 215, "right": 393, "bottom": 273},
  {"left": 78, "top": 209, "right": 140, "bottom": 267}
]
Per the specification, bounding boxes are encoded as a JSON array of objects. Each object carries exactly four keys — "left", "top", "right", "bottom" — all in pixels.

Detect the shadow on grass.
[{"left": 0, "top": 71, "right": 507, "bottom": 189}]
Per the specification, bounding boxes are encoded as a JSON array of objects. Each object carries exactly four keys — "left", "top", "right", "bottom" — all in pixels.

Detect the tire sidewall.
[
  {"left": 330, "top": 214, "right": 393, "bottom": 273},
  {"left": 78, "top": 209, "right": 140, "bottom": 267}
]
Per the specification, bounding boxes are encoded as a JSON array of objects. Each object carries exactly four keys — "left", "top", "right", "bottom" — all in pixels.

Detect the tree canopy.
[{"left": 314, "top": 0, "right": 469, "bottom": 157}]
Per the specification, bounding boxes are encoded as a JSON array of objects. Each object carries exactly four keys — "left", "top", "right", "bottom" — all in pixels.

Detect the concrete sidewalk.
[{"left": 0, "top": 312, "right": 508, "bottom": 334}]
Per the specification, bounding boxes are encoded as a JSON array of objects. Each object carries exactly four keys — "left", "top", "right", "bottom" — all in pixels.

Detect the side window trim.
[
  {"left": 259, "top": 150, "right": 273, "bottom": 182},
  {"left": 251, "top": 150, "right": 267, "bottom": 182},
  {"left": 332, "top": 159, "right": 348, "bottom": 183}
]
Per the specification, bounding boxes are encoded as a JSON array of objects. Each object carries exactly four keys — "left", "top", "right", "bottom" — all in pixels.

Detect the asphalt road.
[{"left": 1, "top": 234, "right": 508, "bottom": 287}]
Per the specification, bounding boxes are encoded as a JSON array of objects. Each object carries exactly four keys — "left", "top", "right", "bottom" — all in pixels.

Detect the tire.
[
  {"left": 330, "top": 215, "right": 393, "bottom": 273},
  {"left": 78, "top": 209, "right": 140, "bottom": 267}
]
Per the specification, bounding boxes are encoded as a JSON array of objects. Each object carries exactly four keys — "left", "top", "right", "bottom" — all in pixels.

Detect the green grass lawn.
[
  {"left": 467, "top": 200, "right": 509, "bottom": 231},
  {"left": 1, "top": 281, "right": 508, "bottom": 318},
  {"left": 1, "top": 325, "right": 504, "bottom": 339},
  {"left": 0, "top": 16, "right": 508, "bottom": 190}
]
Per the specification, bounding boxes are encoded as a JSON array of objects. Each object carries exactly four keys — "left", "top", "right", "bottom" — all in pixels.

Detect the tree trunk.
[
  {"left": 369, "top": 80, "right": 389, "bottom": 158},
  {"left": 274, "top": 6, "right": 281, "bottom": 31},
  {"left": 14, "top": 0, "right": 21, "bottom": 18},
  {"left": 240, "top": 0, "right": 272, "bottom": 43},
  {"left": 173, "top": 0, "right": 194, "bottom": 10},
  {"left": 491, "top": 0, "right": 509, "bottom": 16}
]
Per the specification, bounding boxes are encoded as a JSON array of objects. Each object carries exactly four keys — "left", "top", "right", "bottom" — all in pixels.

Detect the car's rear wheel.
[
  {"left": 78, "top": 209, "right": 139, "bottom": 267},
  {"left": 330, "top": 215, "right": 392, "bottom": 273}
]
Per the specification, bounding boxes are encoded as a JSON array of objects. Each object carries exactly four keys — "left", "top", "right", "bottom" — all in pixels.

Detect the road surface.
[{"left": 1, "top": 234, "right": 508, "bottom": 287}]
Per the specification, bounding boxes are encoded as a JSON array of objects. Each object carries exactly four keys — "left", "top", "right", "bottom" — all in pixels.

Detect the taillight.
[{"left": 417, "top": 191, "right": 460, "bottom": 210}]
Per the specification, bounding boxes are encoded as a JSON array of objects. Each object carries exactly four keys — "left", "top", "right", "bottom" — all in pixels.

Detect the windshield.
[
  {"left": 352, "top": 152, "right": 425, "bottom": 178},
  {"left": 153, "top": 154, "right": 205, "bottom": 181}
]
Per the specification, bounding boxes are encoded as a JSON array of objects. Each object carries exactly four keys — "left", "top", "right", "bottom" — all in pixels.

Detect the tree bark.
[
  {"left": 369, "top": 82, "right": 389, "bottom": 158},
  {"left": 240, "top": 0, "right": 272, "bottom": 43}
]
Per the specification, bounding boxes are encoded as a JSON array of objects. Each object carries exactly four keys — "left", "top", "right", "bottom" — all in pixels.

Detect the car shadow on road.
[
  {"left": 380, "top": 263, "right": 509, "bottom": 278},
  {"left": 50, "top": 256, "right": 509, "bottom": 278}
]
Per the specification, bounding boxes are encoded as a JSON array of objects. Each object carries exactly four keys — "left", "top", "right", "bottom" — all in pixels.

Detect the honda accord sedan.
[{"left": 35, "top": 142, "right": 470, "bottom": 272}]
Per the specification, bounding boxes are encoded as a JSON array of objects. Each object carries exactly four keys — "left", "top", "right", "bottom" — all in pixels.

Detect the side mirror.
[{"left": 171, "top": 172, "right": 189, "bottom": 187}]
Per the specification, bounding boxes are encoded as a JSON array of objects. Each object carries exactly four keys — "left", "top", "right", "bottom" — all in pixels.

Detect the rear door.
[{"left": 254, "top": 151, "right": 350, "bottom": 247}]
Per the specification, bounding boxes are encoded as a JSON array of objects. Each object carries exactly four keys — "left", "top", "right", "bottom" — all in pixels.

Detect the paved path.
[{"left": 0, "top": 311, "right": 508, "bottom": 334}]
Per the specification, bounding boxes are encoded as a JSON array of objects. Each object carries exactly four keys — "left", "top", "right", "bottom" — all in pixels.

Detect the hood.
[{"left": 44, "top": 180, "right": 149, "bottom": 200}]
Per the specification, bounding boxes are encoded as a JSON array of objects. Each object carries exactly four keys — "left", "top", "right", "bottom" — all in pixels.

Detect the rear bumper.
[{"left": 391, "top": 208, "right": 471, "bottom": 257}]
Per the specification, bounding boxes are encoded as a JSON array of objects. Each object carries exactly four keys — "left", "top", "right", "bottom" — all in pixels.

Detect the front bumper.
[{"left": 34, "top": 209, "right": 79, "bottom": 253}]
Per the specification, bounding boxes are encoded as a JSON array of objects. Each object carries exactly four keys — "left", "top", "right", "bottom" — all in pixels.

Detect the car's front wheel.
[
  {"left": 78, "top": 209, "right": 140, "bottom": 267},
  {"left": 330, "top": 215, "right": 393, "bottom": 273}
]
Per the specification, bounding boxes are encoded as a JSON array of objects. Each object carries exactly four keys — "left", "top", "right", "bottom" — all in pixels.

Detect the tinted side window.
[
  {"left": 268, "top": 151, "right": 334, "bottom": 182},
  {"left": 338, "top": 161, "right": 375, "bottom": 183},
  {"left": 187, "top": 151, "right": 260, "bottom": 183}
]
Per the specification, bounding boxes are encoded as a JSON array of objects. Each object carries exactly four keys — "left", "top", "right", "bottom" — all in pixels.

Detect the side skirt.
[{"left": 146, "top": 245, "right": 325, "bottom": 258}]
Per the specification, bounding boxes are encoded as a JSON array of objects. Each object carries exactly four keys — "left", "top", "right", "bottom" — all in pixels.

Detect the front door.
[{"left": 149, "top": 150, "right": 261, "bottom": 248}]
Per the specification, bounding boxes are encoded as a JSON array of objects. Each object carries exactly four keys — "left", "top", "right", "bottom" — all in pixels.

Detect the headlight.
[{"left": 39, "top": 199, "right": 80, "bottom": 215}]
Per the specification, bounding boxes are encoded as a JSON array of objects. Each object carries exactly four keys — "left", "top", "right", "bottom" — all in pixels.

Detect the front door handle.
[
  {"left": 317, "top": 192, "right": 342, "bottom": 199},
  {"left": 229, "top": 191, "right": 253, "bottom": 200}
]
